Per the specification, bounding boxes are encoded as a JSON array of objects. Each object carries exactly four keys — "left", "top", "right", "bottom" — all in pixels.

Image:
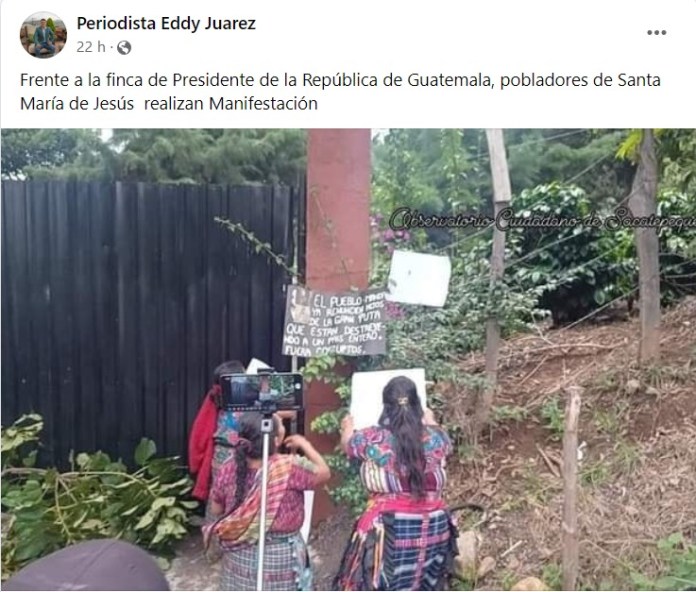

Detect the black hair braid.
[
  {"left": 379, "top": 376, "right": 427, "bottom": 498},
  {"left": 231, "top": 446, "right": 248, "bottom": 512},
  {"left": 229, "top": 412, "right": 277, "bottom": 511}
]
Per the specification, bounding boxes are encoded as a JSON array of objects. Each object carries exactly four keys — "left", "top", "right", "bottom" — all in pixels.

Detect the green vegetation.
[
  {"left": 580, "top": 459, "right": 611, "bottom": 488},
  {"left": 449, "top": 576, "right": 475, "bottom": 591},
  {"left": 505, "top": 183, "right": 637, "bottom": 325},
  {"left": 540, "top": 398, "right": 565, "bottom": 440},
  {"left": 542, "top": 562, "right": 563, "bottom": 590},
  {"left": 307, "top": 129, "right": 696, "bottom": 514},
  {"left": 0, "top": 129, "right": 306, "bottom": 185},
  {"left": 631, "top": 533, "right": 696, "bottom": 590},
  {"left": 491, "top": 405, "right": 529, "bottom": 425},
  {"left": 500, "top": 570, "right": 518, "bottom": 591},
  {"left": 1, "top": 415, "right": 196, "bottom": 581},
  {"left": 613, "top": 440, "right": 641, "bottom": 476},
  {"left": 593, "top": 402, "right": 629, "bottom": 439}
]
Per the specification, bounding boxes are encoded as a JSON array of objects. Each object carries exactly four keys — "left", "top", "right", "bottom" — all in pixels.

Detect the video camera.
[{"left": 218, "top": 369, "right": 303, "bottom": 414}]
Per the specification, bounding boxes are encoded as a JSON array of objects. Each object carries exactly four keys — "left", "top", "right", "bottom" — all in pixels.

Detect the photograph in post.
[{"left": 2, "top": 126, "right": 696, "bottom": 590}]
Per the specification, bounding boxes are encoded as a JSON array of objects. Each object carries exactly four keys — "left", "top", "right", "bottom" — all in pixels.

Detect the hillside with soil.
[{"left": 307, "top": 297, "right": 696, "bottom": 591}]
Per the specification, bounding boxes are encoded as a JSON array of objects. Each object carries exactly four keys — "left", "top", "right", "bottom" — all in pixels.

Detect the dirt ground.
[
  {"left": 167, "top": 533, "right": 219, "bottom": 591},
  {"left": 166, "top": 297, "right": 696, "bottom": 590},
  {"left": 440, "top": 296, "right": 696, "bottom": 589},
  {"left": 165, "top": 518, "right": 352, "bottom": 590}
]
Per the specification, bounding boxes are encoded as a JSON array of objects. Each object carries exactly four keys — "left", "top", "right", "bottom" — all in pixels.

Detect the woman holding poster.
[{"left": 335, "top": 376, "right": 458, "bottom": 591}]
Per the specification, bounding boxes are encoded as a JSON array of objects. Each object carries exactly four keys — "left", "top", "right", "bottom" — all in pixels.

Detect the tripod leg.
[{"left": 256, "top": 422, "right": 273, "bottom": 591}]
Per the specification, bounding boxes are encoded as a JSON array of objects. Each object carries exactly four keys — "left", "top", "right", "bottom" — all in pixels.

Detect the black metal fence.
[{"left": 1, "top": 180, "right": 298, "bottom": 466}]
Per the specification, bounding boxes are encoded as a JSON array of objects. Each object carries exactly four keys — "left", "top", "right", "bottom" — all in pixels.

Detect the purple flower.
[
  {"left": 395, "top": 230, "right": 403, "bottom": 239},
  {"left": 385, "top": 301, "right": 405, "bottom": 319},
  {"left": 383, "top": 229, "right": 395, "bottom": 241},
  {"left": 403, "top": 231, "right": 411, "bottom": 241}
]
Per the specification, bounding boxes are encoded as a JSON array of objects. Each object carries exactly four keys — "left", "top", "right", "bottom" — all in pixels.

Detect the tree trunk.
[{"left": 628, "top": 129, "right": 660, "bottom": 363}]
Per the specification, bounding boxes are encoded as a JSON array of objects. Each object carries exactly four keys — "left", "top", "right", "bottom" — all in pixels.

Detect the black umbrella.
[{"left": 2, "top": 539, "right": 171, "bottom": 591}]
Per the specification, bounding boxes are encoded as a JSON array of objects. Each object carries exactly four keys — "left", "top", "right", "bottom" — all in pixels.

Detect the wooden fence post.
[
  {"left": 562, "top": 386, "right": 583, "bottom": 591},
  {"left": 476, "top": 129, "right": 512, "bottom": 432}
]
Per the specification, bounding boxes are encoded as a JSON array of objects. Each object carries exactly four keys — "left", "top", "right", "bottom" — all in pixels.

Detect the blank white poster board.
[
  {"left": 386, "top": 250, "right": 451, "bottom": 307},
  {"left": 350, "top": 368, "right": 427, "bottom": 430},
  {"left": 247, "top": 358, "right": 271, "bottom": 374},
  {"left": 300, "top": 491, "right": 314, "bottom": 542}
]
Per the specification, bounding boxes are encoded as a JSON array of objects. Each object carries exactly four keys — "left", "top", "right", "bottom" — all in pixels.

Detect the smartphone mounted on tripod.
[{"left": 218, "top": 370, "right": 303, "bottom": 415}]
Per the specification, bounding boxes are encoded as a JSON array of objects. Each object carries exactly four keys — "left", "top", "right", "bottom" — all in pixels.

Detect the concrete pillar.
[{"left": 304, "top": 129, "right": 371, "bottom": 523}]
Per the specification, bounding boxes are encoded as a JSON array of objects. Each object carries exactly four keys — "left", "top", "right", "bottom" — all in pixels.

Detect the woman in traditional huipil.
[
  {"left": 205, "top": 412, "right": 330, "bottom": 591},
  {"left": 335, "top": 376, "right": 457, "bottom": 591}
]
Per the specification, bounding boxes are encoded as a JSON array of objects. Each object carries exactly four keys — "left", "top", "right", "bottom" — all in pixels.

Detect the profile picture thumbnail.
[{"left": 20, "top": 12, "right": 67, "bottom": 59}]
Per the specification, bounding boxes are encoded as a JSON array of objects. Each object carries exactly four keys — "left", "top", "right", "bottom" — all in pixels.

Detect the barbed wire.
[
  {"left": 442, "top": 129, "right": 594, "bottom": 166},
  {"left": 555, "top": 257, "right": 696, "bottom": 334},
  {"left": 434, "top": 151, "right": 616, "bottom": 254}
]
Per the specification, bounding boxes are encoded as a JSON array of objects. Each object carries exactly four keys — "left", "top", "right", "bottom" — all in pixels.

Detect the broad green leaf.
[
  {"left": 165, "top": 507, "right": 187, "bottom": 521},
  {"left": 151, "top": 497, "right": 175, "bottom": 511},
  {"left": 13, "top": 535, "right": 51, "bottom": 562},
  {"left": 134, "top": 439, "right": 157, "bottom": 466},
  {"left": 81, "top": 519, "right": 106, "bottom": 531},
  {"left": 23, "top": 450, "right": 38, "bottom": 468},
  {"left": 135, "top": 510, "right": 156, "bottom": 530}
]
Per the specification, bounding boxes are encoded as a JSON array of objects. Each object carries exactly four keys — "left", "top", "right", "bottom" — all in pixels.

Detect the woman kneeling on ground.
[
  {"left": 204, "top": 412, "right": 330, "bottom": 591},
  {"left": 335, "top": 376, "right": 458, "bottom": 591}
]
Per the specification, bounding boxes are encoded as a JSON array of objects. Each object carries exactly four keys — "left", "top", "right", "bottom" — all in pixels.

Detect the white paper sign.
[
  {"left": 300, "top": 491, "right": 314, "bottom": 542},
  {"left": 350, "top": 368, "right": 427, "bottom": 430},
  {"left": 386, "top": 250, "right": 451, "bottom": 307},
  {"left": 246, "top": 358, "right": 271, "bottom": 374}
]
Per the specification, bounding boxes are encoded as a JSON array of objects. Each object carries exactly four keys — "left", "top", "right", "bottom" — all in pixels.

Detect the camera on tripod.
[{"left": 218, "top": 368, "right": 303, "bottom": 415}]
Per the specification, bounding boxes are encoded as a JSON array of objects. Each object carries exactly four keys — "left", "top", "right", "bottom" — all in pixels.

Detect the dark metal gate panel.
[{"left": 1, "top": 180, "right": 299, "bottom": 466}]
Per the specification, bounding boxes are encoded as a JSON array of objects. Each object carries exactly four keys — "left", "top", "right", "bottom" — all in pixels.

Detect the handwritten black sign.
[{"left": 282, "top": 286, "right": 387, "bottom": 357}]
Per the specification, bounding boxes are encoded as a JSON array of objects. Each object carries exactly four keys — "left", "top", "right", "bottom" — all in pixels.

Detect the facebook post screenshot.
[{"left": 1, "top": 0, "right": 696, "bottom": 590}]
